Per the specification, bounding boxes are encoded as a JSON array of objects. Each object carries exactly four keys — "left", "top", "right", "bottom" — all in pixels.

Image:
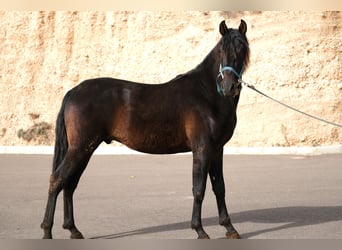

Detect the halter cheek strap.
[{"left": 216, "top": 63, "right": 245, "bottom": 95}]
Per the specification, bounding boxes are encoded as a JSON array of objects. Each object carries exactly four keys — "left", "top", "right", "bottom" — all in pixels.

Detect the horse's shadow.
[{"left": 91, "top": 206, "right": 342, "bottom": 239}]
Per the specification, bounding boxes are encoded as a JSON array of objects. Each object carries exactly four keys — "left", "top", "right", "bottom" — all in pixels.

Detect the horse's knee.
[{"left": 193, "top": 189, "right": 205, "bottom": 202}]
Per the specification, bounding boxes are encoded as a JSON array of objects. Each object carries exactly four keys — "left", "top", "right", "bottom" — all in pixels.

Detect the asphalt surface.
[{"left": 0, "top": 153, "right": 342, "bottom": 239}]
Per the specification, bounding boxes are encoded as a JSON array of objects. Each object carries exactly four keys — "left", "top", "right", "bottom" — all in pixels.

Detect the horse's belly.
[
  {"left": 126, "top": 128, "right": 190, "bottom": 154},
  {"left": 108, "top": 94, "right": 190, "bottom": 154}
]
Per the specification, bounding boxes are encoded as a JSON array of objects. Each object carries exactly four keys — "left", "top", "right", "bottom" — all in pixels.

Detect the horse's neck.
[{"left": 190, "top": 47, "right": 221, "bottom": 89}]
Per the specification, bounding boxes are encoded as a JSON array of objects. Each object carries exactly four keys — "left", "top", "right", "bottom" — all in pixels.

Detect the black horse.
[{"left": 41, "top": 20, "right": 250, "bottom": 239}]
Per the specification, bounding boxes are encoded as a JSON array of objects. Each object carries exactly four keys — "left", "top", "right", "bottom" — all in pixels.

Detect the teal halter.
[{"left": 216, "top": 63, "right": 245, "bottom": 95}]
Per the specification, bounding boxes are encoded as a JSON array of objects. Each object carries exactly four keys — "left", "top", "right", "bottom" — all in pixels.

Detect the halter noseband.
[{"left": 216, "top": 63, "right": 245, "bottom": 96}]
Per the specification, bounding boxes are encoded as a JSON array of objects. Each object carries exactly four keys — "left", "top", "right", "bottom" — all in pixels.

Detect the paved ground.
[{"left": 0, "top": 153, "right": 342, "bottom": 239}]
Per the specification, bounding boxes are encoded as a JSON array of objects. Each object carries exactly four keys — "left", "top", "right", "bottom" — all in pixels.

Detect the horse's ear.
[
  {"left": 219, "top": 20, "right": 229, "bottom": 36},
  {"left": 239, "top": 19, "right": 247, "bottom": 35}
]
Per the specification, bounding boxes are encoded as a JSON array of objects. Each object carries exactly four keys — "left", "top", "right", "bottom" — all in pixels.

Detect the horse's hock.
[{"left": 0, "top": 11, "right": 341, "bottom": 147}]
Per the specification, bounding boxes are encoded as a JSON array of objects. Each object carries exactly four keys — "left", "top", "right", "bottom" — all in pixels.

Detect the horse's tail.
[{"left": 52, "top": 91, "right": 71, "bottom": 173}]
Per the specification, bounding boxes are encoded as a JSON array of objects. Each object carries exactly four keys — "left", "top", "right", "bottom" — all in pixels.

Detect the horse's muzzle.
[{"left": 220, "top": 79, "right": 241, "bottom": 97}]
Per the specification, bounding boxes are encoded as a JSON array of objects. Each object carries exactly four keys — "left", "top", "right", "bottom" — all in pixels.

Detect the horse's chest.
[{"left": 208, "top": 112, "right": 237, "bottom": 143}]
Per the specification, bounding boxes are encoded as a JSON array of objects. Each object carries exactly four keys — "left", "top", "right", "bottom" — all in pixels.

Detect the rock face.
[{"left": 0, "top": 11, "right": 341, "bottom": 147}]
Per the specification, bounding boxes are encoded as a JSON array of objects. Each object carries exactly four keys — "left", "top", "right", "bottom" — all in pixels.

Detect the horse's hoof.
[
  {"left": 198, "top": 235, "right": 210, "bottom": 239},
  {"left": 226, "top": 231, "right": 240, "bottom": 239},
  {"left": 71, "top": 232, "right": 84, "bottom": 239},
  {"left": 41, "top": 231, "right": 52, "bottom": 239}
]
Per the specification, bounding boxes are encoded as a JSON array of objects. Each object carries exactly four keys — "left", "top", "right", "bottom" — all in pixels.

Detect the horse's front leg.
[
  {"left": 209, "top": 148, "right": 240, "bottom": 239},
  {"left": 191, "top": 150, "right": 210, "bottom": 239}
]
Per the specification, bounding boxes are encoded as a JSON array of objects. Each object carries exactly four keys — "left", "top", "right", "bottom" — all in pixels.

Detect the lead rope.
[{"left": 240, "top": 79, "right": 342, "bottom": 128}]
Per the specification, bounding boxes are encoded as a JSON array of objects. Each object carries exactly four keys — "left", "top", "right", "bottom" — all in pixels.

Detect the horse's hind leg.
[
  {"left": 41, "top": 176, "right": 62, "bottom": 239},
  {"left": 41, "top": 163, "right": 70, "bottom": 239},
  {"left": 209, "top": 148, "right": 240, "bottom": 239},
  {"left": 41, "top": 148, "right": 93, "bottom": 239},
  {"left": 62, "top": 144, "right": 99, "bottom": 239},
  {"left": 62, "top": 169, "right": 86, "bottom": 239}
]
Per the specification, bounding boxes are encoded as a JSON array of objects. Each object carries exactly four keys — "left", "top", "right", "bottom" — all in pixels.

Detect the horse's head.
[{"left": 216, "top": 20, "right": 249, "bottom": 97}]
